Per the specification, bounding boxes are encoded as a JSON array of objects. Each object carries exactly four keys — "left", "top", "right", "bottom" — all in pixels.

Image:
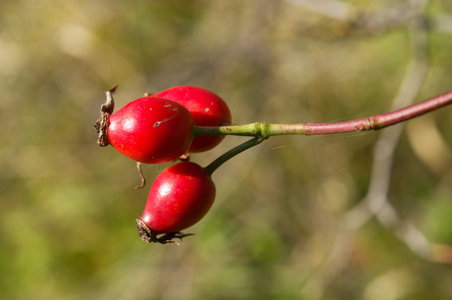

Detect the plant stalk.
[
  {"left": 204, "top": 137, "right": 266, "bottom": 175},
  {"left": 193, "top": 90, "right": 452, "bottom": 138}
]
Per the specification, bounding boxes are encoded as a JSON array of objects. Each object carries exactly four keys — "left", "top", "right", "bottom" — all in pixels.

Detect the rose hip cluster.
[
  {"left": 95, "top": 84, "right": 452, "bottom": 244},
  {"left": 95, "top": 86, "right": 232, "bottom": 244}
]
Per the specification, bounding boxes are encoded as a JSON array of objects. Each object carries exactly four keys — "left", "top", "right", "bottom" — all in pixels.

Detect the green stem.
[
  {"left": 193, "top": 90, "right": 452, "bottom": 138},
  {"left": 204, "top": 137, "right": 266, "bottom": 176}
]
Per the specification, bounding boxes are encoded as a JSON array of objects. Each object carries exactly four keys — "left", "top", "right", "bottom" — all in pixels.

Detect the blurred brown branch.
[
  {"left": 289, "top": 0, "right": 452, "bottom": 37},
  {"left": 305, "top": 0, "right": 452, "bottom": 297}
]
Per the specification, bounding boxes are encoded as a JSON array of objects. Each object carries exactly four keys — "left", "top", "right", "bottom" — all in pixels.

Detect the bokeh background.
[{"left": 1, "top": 0, "right": 452, "bottom": 299}]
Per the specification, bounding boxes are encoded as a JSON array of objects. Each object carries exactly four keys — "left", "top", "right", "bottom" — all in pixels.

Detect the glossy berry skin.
[
  {"left": 107, "top": 96, "right": 194, "bottom": 164},
  {"left": 139, "top": 162, "right": 216, "bottom": 234},
  {"left": 154, "top": 86, "right": 231, "bottom": 152}
]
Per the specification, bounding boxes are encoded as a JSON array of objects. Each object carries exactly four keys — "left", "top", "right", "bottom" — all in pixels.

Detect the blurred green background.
[{"left": 1, "top": 0, "right": 452, "bottom": 299}]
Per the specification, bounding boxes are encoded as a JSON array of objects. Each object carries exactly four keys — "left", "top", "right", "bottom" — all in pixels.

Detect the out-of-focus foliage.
[{"left": 1, "top": 0, "right": 452, "bottom": 299}]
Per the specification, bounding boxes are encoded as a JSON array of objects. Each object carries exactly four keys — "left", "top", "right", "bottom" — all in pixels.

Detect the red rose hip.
[
  {"left": 136, "top": 161, "right": 216, "bottom": 243},
  {"left": 107, "top": 96, "right": 194, "bottom": 164},
  {"left": 154, "top": 86, "right": 231, "bottom": 152}
]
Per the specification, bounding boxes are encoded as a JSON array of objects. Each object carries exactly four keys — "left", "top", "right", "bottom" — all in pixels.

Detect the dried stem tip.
[
  {"left": 135, "top": 218, "right": 194, "bottom": 245},
  {"left": 94, "top": 85, "right": 118, "bottom": 147}
]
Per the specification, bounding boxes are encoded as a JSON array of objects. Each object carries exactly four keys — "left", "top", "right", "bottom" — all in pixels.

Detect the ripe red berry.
[
  {"left": 106, "top": 96, "right": 194, "bottom": 164},
  {"left": 136, "top": 161, "right": 216, "bottom": 243},
  {"left": 153, "top": 86, "right": 232, "bottom": 152}
]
